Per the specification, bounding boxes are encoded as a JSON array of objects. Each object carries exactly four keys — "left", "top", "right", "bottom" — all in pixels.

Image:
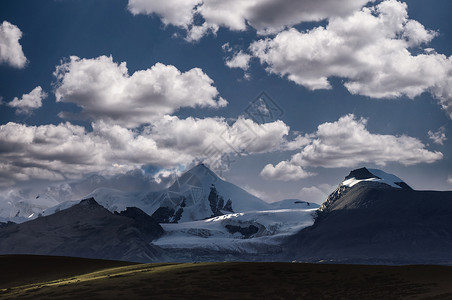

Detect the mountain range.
[{"left": 0, "top": 165, "right": 451, "bottom": 264}]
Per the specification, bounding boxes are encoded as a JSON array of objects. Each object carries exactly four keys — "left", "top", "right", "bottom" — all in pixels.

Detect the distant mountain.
[
  {"left": 285, "top": 167, "right": 452, "bottom": 264},
  {"left": 44, "top": 164, "right": 275, "bottom": 223},
  {"left": 148, "top": 163, "right": 272, "bottom": 222},
  {"left": 0, "top": 193, "right": 60, "bottom": 223},
  {"left": 0, "top": 198, "right": 164, "bottom": 262}
]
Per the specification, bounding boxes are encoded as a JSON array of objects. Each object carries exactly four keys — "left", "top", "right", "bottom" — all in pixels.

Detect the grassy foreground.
[{"left": 1, "top": 256, "right": 452, "bottom": 299}]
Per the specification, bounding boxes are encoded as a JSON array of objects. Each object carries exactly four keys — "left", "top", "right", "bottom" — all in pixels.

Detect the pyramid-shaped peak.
[
  {"left": 168, "top": 163, "right": 220, "bottom": 193},
  {"left": 184, "top": 163, "right": 219, "bottom": 179}
]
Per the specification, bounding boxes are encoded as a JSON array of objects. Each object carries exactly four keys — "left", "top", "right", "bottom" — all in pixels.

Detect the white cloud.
[
  {"left": 54, "top": 55, "right": 227, "bottom": 128},
  {"left": 0, "top": 21, "right": 27, "bottom": 68},
  {"left": 260, "top": 161, "right": 312, "bottom": 181},
  {"left": 149, "top": 115, "right": 289, "bottom": 157},
  {"left": 249, "top": 0, "right": 452, "bottom": 118},
  {"left": 299, "top": 115, "right": 441, "bottom": 167},
  {"left": 290, "top": 114, "right": 443, "bottom": 168},
  {"left": 298, "top": 183, "right": 336, "bottom": 204},
  {"left": 225, "top": 50, "right": 252, "bottom": 70},
  {"left": 127, "top": 0, "right": 200, "bottom": 28},
  {"left": 283, "top": 134, "right": 312, "bottom": 151},
  {"left": 260, "top": 114, "right": 443, "bottom": 181},
  {"left": 428, "top": 127, "right": 447, "bottom": 145},
  {"left": 127, "top": 0, "right": 372, "bottom": 41},
  {"left": 0, "top": 116, "right": 290, "bottom": 186},
  {"left": 7, "top": 86, "right": 47, "bottom": 115},
  {"left": 448, "top": 176, "right": 452, "bottom": 185}
]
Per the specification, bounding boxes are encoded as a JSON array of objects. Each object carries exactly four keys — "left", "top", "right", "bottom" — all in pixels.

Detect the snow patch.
[{"left": 342, "top": 168, "right": 405, "bottom": 189}]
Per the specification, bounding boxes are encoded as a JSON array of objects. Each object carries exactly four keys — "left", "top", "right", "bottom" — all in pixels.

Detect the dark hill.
[
  {"left": 286, "top": 183, "right": 452, "bottom": 264},
  {"left": 0, "top": 198, "right": 164, "bottom": 262}
]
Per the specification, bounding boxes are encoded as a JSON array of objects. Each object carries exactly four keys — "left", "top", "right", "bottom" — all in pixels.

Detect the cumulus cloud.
[
  {"left": 0, "top": 21, "right": 27, "bottom": 68},
  {"left": 127, "top": 0, "right": 372, "bottom": 41},
  {"left": 448, "top": 176, "right": 452, "bottom": 185},
  {"left": 261, "top": 114, "right": 443, "bottom": 180},
  {"left": 260, "top": 161, "right": 312, "bottom": 181},
  {"left": 6, "top": 86, "right": 47, "bottom": 115},
  {"left": 0, "top": 116, "right": 290, "bottom": 186},
  {"left": 249, "top": 0, "right": 452, "bottom": 118},
  {"left": 292, "top": 114, "right": 443, "bottom": 168},
  {"left": 53, "top": 55, "right": 227, "bottom": 128},
  {"left": 428, "top": 127, "right": 447, "bottom": 145}
]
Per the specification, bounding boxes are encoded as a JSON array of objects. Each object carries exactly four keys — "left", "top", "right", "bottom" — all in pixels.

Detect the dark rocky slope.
[
  {"left": 0, "top": 198, "right": 164, "bottom": 262},
  {"left": 286, "top": 170, "right": 452, "bottom": 264}
]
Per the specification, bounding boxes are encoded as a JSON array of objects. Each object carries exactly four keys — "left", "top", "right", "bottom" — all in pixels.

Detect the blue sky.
[{"left": 0, "top": 0, "right": 451, "bottom": 204}]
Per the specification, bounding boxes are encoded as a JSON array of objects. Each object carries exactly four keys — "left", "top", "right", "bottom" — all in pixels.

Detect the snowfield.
[{"left": 154, "top": 208, "right": 317, "bottom": 253}]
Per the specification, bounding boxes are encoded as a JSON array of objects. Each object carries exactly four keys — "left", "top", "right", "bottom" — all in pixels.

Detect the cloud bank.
[
  {"left": 249, "top": 0, "right": 452, "bottom": 118},
  {"left": 0, "top": 116, "right": 290, "bottom": 187}
]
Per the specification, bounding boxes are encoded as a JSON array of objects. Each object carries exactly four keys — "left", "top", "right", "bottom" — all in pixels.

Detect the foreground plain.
[{"left": 2, "top": 256, "right": 452, "bottom": 299}]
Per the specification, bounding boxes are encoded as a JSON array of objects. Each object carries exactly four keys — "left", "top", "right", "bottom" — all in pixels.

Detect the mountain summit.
[
  {"left": 343, "top": 167, "right": 412, "bottom": 190},
  {"left": 150, "top": 163, "right": 270, "bottom": 222}
]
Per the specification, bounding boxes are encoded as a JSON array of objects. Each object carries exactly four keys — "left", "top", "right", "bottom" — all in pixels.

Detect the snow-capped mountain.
[
  {"left": 319, "top": 167, "right": 411, "bottom": 214},
  {"left": 43, "top": 164, "right": 307, "bottom": 223},
  {"left": 342, "top": 167, "right": 412, "bottom": 189},
  {"left": 148, "top": 163, "right": 272, "bottom": 222},
  {"left": 286, "top": 167, "right": 452, "bottom": 264},
  {"left": 0, "top": 193, "right": 59, "bottom": 223},
  {"left": 3, "top": 164, "right": 319, "bottom": 224}
]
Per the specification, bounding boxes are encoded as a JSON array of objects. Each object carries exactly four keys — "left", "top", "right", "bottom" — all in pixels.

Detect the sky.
[{"left": 0, "top": 0, "right": 451, "bottom": 205}]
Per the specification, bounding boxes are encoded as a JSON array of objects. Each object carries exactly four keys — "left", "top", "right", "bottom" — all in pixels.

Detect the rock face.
[
  {"left": 208, "top": 184, "right": 234, "bottom": 217},
  {"left": 285, "top": 169, "right": 452, "bottom": 264},
  {"left": 0, "top": 198, "right": 164, "bottom": 263},
  {"left": 344, "top": 167, "right": 379, "bottom": 180}
]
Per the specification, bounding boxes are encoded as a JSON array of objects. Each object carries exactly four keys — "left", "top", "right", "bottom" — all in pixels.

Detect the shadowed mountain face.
[
  {"left": 286, "top": 170, "right": 452, "bottom": 264},
  {"left": 0, "top": 198, "right": 164, "bottom": 263}
]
